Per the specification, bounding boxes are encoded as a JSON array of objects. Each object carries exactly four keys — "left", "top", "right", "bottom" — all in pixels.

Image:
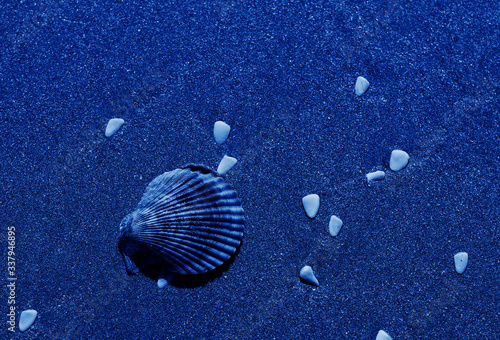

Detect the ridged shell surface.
[{"left": 118, "top": 165, "right": 244, "bottom": 275}]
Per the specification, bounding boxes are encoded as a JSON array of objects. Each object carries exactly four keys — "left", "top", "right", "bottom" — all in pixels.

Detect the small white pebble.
[
  {"left": 390, "top": 150, "right": 410, "bottom": 171},
  {"left": 300, "top": 265, "right": 319, "bottom": 286},
  {"left": 302, "top": 194, "right": 320, "bottom": 218},
  {"left": 213, "top": 121, "right": 231, "bottom": 144},
  {"left": 376, "top": 330, "right": 392, "bottom": 340},
  {"left": 366, "top": 170, "right": 385, "bottom": 181},
  {"left": 329, "top": 215, "right": 343, "bottom": 236},
  {"left": 19, "top": 309, "right": 38, "bottom": 332},
  {"left": 157, "top": 269, "right": 175, "bottom": 288},
  {"left": 217, "top": 155, "right": 237, "bottom": 175},
  {"left": 454, "top": 252, "right": 468, "bottom": 274},
  {"left": 355, "top": 76, "right": 370, "bottom": 96},
  {"left": 105, "top": 118, "right": 125, "bottom": 137}
]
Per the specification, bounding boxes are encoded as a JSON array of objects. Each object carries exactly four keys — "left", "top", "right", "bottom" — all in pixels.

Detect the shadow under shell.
[{"left": 130, "top": 241, "right": 244, "bottom": 288}]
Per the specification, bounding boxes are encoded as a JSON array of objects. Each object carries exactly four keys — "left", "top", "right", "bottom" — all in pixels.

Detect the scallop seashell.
[{"left": 118, "top": 165, "right": 245, "bottom": 275}]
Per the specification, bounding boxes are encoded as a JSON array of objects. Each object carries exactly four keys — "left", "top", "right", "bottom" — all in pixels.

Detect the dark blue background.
[{"left": 1, "top": 0, "right": 499, "bottom": 339}]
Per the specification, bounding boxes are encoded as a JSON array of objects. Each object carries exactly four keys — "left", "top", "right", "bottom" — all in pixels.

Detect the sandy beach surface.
[{"left": 1, "top": 1, "right": 499, "bottom": 339}]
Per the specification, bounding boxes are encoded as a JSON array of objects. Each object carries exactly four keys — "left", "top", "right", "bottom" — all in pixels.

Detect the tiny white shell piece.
[
  {"left": 217, "top": 155, "right": 237, "bottom": 175},
  {"left": 105, "top": 118, "right": 125, "bottom": 137},
  {"left": 355, "top": 76, "right": 370, "bottom": 96},
  {"left": 454, "top": 252, "right": 468, "bottom": 274},
  {"left": 329, "top": 215, "right": 343, "bottom": 236},
  {"left": 366, "top": 171, "right": 385, "bottom": 181},
  {"left": 214, "top": 121, "right": 231, "bottom": 144},
  {"left": 157, "top": 269, "right": 175, "bottom": 288},
  {"left": 390, "top": 150, "right": 410, "bottom": 171},
  {"left": 376, "top": 330, "right": 392, "bottom": 340},
  {"left": 300, "top": 265, "right": 319, "bottom": 286},
  {"left": 19, "top": 309, "right": 38, "bottom": 332},
  {"left": 302, "top": 194, "right": 320, "bottom": 218}
]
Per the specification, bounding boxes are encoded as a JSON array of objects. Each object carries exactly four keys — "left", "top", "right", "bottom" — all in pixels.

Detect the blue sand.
[{"left": 1, "top": 1, "right": 499, "bottom": 339}]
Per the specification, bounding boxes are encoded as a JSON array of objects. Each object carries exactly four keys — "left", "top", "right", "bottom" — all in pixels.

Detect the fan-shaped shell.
[{"left": 118, "top": 165, "right": 244, "bottom": 275}]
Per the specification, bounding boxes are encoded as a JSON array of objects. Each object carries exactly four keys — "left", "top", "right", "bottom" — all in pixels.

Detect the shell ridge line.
[
  {"left": 138, "top": 176, "right": 224, "bottom": 218},
  {"left": 134, "top": 220, "right": 243, "bottom": 247},
  {"left": 144, "top": 235, "right": 231, "bottom": 270},
  {"left": 133, "top": 224, "right": 239, "bottom": 270},
  {"left": 133, "top": 206, "right": 244, "bottom": 229},
  {"left": 144, "top": 216, "right": 245, "bottom": 232},
  {"left": 168, "top": 187, "right": 232, "bottom": 207},
  {"left": 136, "top": 171, "right": 180, "bottom": 207},
  {"left": 143, "top": 236, "right": 222, "bottom": 274},
  {"left": 138, "top": 200, "right": 245, "bottom": 224},
  {"left": 153, "top": 238, "right": 230, "bottom": 265},
  {"left": 136, "top": 212, "right": 245, "bottom": 236},
  {"left": 157, "top": 250, "right": 203, "bottom": 274},
  {"left": 160, "top": 178, "right": 226, "bottom": 207},
  {"left": 136, "top": 188, "right": 242, "bottom": 222},
  {"left": 153, "top": 172, "right": 229, "bottom": 202},
  {"left": 161, "top": 175, "right": 206, "bottom": 200},
  {"left": 137, "top": 229, "right": 243, "bottom": 248},
  {"left": 143, "top": 205, "right": 244, "bottom": 224},
  {"left": 135, "top": 178, "right": 211, "bottom": 221},
  {"left": 146, "top": 198, "right": 243, "bottom": 220},
  {"left": 137, "top": 170, "right": 198, "bottom": 210},
  {"left": 135, "top": 222, "right": 244, "bottom": 244},
  {"left": 150, "top": 242, "right": 200, "bottom": 273},
  {"left": 136, "top": 202, "right": 244, "bottom": 224},
  {"left": 137, "top": 227, "right": 243, "bottom": 249},
  {"left": 139, "top": 191, "right": 224, "bottom": 218},
  {"left": 138, "top": 176, "right": 193, "bottom": 211},
  {"left": 153, "top": 193, "right": 242, "bottom": 212},
  {"left": 129, "top": 232, "right": 211, "bottom": 273}
]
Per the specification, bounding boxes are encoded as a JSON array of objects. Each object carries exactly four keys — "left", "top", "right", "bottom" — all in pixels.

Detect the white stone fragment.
[
  {"left": 105, "top": 118, "right": 125, "bottom": 137},
  {"left": 329, "top": 215, "right": 343, "bottom": 236},
  {"left": 302, "top": 194, "right": 320, "bottom": 218},
  {"left": 355, "top": 76, "right": 370, "bottom": 96},
  {"left": 157, "top": 269, "right": 175, "bottom": 288},
  {"left": 366, "top": 170, "right": 385, "bottom": 181},
  {"left": 300, "top": 265, "right": 319, "bottom": 286},
  {"left": 390, "top": 150, "right": 410, "bottom": 171},
  {"left": 19, "top": 309, "right": 38, "bottom": 332},
  {"left": 376, "top": 330, "right": 392, "bottom": 340},
  {"left": 217, "top": 155, "right": 237, "bottom": 175},
  {"left": 454, "top": 252, "right": 468, "bottom": 274},
  {"left": 214, "top": 121, "right": 231, "bottom": 144}
]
